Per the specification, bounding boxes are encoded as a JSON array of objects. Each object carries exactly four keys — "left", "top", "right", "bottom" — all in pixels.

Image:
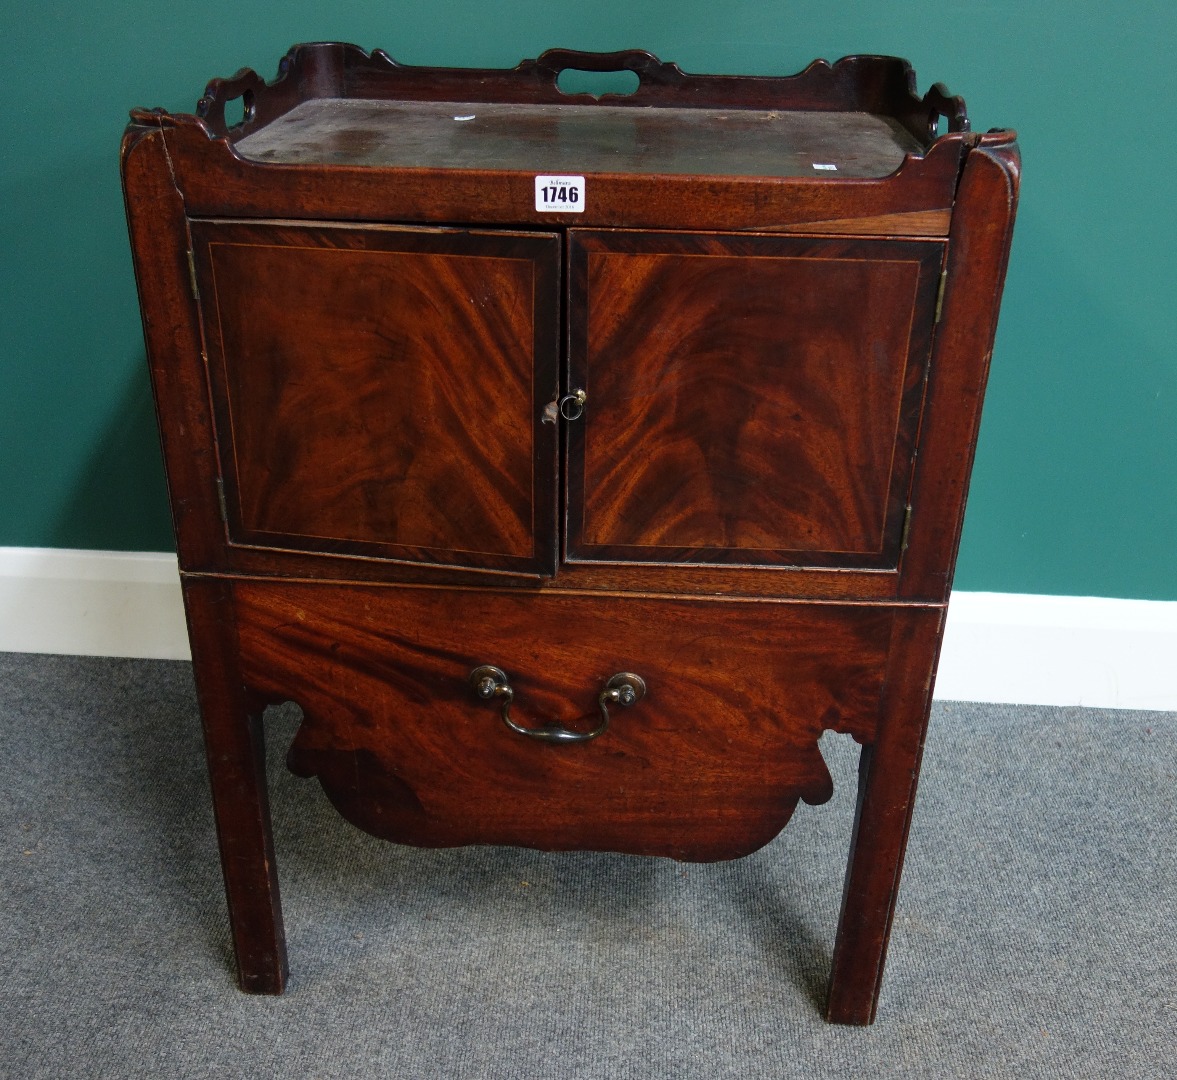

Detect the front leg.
[
  {"left": 825, "top": 606, "right": 944, "bottom": 1024},
  {"left": 184, "top": 577, "right": 288, "bottom": 993}
]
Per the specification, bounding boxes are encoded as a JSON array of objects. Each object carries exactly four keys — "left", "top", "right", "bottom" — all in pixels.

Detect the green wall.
[{"left": 2, "top": 2, "right": 1174, "bottom": 599}]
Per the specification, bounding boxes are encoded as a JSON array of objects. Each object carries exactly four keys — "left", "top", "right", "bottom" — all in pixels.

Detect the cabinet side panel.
[
  {"left": 899, "top": 137, "right": 1020, "bottom": 600},
  {"left": 121, "top": 126, "right": 226, "bottom": 571}
]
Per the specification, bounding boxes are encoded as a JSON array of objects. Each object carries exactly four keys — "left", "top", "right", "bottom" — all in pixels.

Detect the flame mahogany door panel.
[
  {"left": 189, "top": 220, "right": 562, "bottom": 577},
  {"left": 565, "top": 231, "right": 945, "bottom": 568}
]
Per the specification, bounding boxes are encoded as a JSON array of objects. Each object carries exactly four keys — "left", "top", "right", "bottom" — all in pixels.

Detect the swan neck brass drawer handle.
[{"left": 469, "top": 665, "right": 646, "bottom": 743}]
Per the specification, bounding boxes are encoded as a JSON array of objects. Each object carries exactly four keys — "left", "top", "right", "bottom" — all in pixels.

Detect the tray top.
[{"left": 234, "top": 97, "right": 926, "bottom": 179}]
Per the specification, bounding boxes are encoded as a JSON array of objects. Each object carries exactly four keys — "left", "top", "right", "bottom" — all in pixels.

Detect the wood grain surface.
[
  {"left": 191, "top": 220, "right": 560, "bottom": 575},
  {"left": 232, "top": 581, "right": 894, "bottom": 861},
  {"left": 235, "top": 100, "right": 925, "bottom": 180},
  {"left": 567, "top": 231, "right": 944, "bottom": 567},
  {"left": 121, "top": 127, "right": 229, "bottom": 571},
  {"left": 898, "top": 132, "right": 1022, "bottom": 600},
  {"left": 129, "top": 111, "right": 964, "bottom": 235},
  {"left": 197, "top": 43, "right": 967, "bottom": 147},
  {"left": 183, "top": 577, "right": 288, "bottom": 993},
  {"left": 826, "top": 604, "right": 944, "bottom": 1023}
]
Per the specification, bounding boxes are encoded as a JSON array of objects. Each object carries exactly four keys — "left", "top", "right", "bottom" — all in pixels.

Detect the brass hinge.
[
  {"left": 186, "top": 249, "right": 200, "bottom": 301},
  {"left": 215, "top": 477, "right": 228, "bottom": 524},
  {"left": 901, "top": 504, "right": 913, "bottom": 551},
  {"left": 934, "top": 270, "right": 948, "bottom": 323}
]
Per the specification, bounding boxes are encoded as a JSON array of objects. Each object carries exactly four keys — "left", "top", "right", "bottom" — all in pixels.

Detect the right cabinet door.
[{"left": 565, "top": 230, "right": 946, "bottom": 569}]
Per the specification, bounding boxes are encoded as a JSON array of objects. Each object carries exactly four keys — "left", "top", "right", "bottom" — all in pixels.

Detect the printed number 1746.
[{"left": 535, "top": 175, "right": 586, "bottom": 213}]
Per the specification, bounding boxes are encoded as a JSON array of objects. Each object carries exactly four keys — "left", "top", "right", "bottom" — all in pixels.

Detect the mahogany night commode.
[{"left": 121, "top": 42, "right": 1019, "bottom": 1024}]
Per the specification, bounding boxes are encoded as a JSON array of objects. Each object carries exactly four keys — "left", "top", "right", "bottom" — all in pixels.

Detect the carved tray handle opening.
[{"left": 197, "top": 67, "right": 265, "bottom": 136}]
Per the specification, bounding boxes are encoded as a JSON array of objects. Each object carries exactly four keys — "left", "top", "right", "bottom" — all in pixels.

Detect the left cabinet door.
[{"left": 189, "top": 221, "right": 561, "bottom": 577}]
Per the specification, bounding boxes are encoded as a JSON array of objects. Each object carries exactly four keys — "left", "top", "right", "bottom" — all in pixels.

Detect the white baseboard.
[
  {"left": 937, "top": 591, "right": 1177, "bottom": 711},
  {"left": 1, "top": 548, "right": 1174, "bottom": 711},
  {"left": 0, "top": 547, "right": 190, "bottom": 661}
]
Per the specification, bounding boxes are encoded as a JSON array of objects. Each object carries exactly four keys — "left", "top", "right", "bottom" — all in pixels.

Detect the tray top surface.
[{"left": 234, "top": 98, "right": 925, "bottom": 179}]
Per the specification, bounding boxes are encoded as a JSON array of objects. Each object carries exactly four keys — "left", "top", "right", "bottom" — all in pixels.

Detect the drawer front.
[{"left": 233, "top": 582, "right": 895, "bottom": 861}]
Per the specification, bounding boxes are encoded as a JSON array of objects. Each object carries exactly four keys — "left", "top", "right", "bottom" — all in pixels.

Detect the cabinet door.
[
  {"left": 190, "top": 221, "right": 560, "bottom": 577},
  {"left": 565, "top": 231, "right": 945, "bottom": 569}
]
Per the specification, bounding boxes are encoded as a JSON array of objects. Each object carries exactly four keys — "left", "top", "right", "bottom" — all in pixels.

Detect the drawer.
[{"left": 233, "top": 582, "right": 895, "bottom": 861}]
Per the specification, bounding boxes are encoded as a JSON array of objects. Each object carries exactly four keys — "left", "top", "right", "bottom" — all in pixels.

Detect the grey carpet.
[{"left": 1, "top": 652, "right": 1174, "bottom": 1079}]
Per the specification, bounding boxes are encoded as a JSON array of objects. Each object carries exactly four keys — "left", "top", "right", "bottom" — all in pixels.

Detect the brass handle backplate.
[{"left": 469, "top": 665, "right": 645, "bottom": 743}]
